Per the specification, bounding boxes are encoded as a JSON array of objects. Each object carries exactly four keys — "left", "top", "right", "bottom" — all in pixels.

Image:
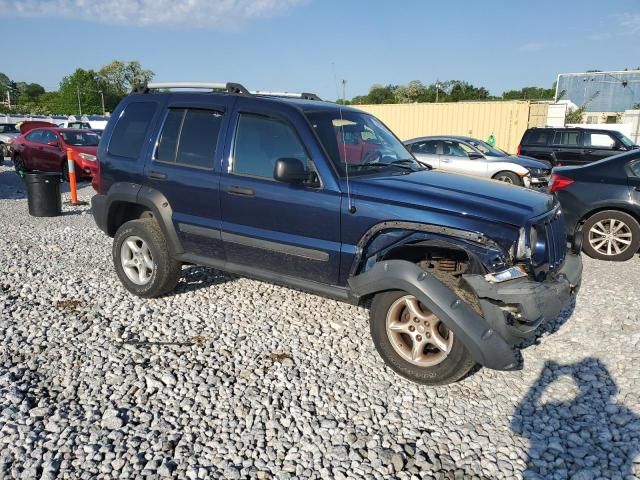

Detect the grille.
[{"left": 539, "top": 209, "right": 567, "bottom": 271}]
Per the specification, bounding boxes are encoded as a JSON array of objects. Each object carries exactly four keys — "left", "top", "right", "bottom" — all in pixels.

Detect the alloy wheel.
[
  {"left": 588, "top": 219, "right": 633, "bottom": 256},
  {"left": 120, "top": 235, "right": 155, "bottom": 285},
  {"left": 385, "top": 295, "right": 454, "bottom": 367}
]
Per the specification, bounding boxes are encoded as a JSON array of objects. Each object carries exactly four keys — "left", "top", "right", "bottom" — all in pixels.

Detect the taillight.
[
  {"left": 548, "top": 173, "right": 574, "bottom": 193},
  {"left": 516, "top": 144, "right": 522, "bottom": 155},
  {"left": 91, "top": 154, "right": 101, "bottom": 192}
]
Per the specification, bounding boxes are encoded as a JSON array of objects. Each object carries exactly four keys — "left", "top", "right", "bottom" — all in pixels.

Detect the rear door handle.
[
  {"left": 228, "top": 185, "right": 255, "bottom": 197},
  {"left": 147, "top": 171, "right": 168, "bottom": 180}
]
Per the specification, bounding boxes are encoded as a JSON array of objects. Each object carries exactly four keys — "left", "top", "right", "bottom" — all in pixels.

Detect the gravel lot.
[{"left": 1, "top": 162, "right": 639, "bottom": 480}]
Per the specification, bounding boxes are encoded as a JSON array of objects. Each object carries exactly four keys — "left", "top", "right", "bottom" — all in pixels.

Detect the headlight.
[
  {"left": 527, "top": 167, "right": 550, "bottom": 176},
  {"left": 515, "top": 227, "right": 529, "bottom": 259},
  {"left": 78, "top": 153, "right": 97, "bottom": 162}
]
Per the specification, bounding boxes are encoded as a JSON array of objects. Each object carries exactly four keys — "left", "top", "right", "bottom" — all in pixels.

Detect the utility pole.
[
  {"left": 341, "top": 79, "right": 347, "bottom": 103},
  {"left": 77, "top": 85, "right": 82, "bottom": 116},
  {"left": 99, "top": 90, "right": 105, "bottom": 115},
  {"left": 435, "top": 81, "right": 440, "bottom": 103}
]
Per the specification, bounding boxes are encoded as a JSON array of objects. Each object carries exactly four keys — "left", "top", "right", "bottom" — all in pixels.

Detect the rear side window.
[
  {"left": 108, "top": 102, "right": 157, "bottom": 159},
  {"left": 26, "top": 130, "right": 44, "bottom": 143},
  {"left": 523, "top": 130, "right": 552, "bottom": 146},
  {"left": 553, "top": 130, "right": 580, "bottom": 146},
  {"left": 155, "top": 108, "right": 223, "bottom": 169},
  {"left": 233, "top": 114, "right": 309, "bottom": 179},
  {"left": 411, "top": 140, "right": 439, "bottom": 154}
]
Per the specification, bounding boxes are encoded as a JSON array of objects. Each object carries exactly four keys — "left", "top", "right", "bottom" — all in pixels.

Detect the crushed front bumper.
[{"left": 463, "top": 253, "right": 582, "bottom": 345}]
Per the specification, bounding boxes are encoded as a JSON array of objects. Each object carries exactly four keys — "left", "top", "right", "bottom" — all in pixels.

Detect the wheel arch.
[{"left": 576, "top": 205, "right": 640, "bottom": 232}]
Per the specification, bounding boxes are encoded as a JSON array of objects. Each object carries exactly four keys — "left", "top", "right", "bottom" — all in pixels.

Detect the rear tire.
[
  {"left": 113, "top": 218, "right": 181, "bottom": 298},
  {"left": 369, "top": 290, "right": 476, "bottom": 385},
  {"left": 493, "top": 171, "right": 522, "bottom": 186},
  {"left": 13, "top": 154, "right": 25, "bottom": 174},
  {"left": 581, "top": 210, "right": 640, "bottom": 261}
]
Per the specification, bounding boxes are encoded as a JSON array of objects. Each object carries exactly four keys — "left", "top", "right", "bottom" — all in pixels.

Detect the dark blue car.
[{"left": 91, "top": 82, "right": 582, "bottom": 385}]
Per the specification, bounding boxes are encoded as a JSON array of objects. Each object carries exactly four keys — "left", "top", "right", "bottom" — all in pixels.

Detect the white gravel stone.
[{"left": 1, "top": 163, "right": 639, "bottom": 479}]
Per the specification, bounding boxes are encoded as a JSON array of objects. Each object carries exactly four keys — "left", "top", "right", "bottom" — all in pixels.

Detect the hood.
[
  {"left": 68, "top": 145, "right": 98, "bottom": 155},
  {"left": 487, "top": 154, "right": 551, "bottom": 169},
  {"left": 350, "top": 169, "right": 555, "bottom": 227}
]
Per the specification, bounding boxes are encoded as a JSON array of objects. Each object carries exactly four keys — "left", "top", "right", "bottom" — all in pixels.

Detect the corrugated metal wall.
[
  {"left": 527, "top": 103, "right": 550, "bottom": 128},
  {"left": 351, "top": 101, "right": 533, "bottom": 153}
]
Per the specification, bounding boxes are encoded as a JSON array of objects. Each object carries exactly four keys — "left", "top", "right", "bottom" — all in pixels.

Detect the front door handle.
[
  {"left": 228, "top": 185, "right": 255, "bottom": 197},
  {"left": 584, "top": 149, "right": 593, "bottom": 154},
  {"left": 147, "top": 171, "right": 168, "bottom": 180},
  {"left": 441, "top": 158, "right": 451, "bottom": 163}
]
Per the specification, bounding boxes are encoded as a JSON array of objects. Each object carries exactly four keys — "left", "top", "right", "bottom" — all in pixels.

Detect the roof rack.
[
  {"left": 131, "top": 82, "right": 250, "bottom": 95},
  {"left": 131, "top": 82, "right": 321, "bottom": 100},
  {"left": 250, "top": 90, "right": 322, "bottom": 101}
]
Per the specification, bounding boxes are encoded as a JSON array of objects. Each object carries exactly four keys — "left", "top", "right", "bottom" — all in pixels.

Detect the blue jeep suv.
[{"left": 91, "top": 82, "right": 582, "bottom": 385}]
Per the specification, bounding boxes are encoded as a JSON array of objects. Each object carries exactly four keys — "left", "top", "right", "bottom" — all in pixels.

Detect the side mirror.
[
  {"left": 274, "top": 158, "right": 308, "bottom": 184},
  {"left": 467, "top": 152, "right": 484, "bottom": 160},
  {"left": 46, "top": 140, "right": 59, "bottom": 147},
  {"left": 615, "top": 144, "right": 627, "bottom": 151}
]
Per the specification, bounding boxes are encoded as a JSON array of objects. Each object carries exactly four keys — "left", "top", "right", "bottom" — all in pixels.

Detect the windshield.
[
  {"left": 466, "top": 138, "right": 507, "bottom": 157},
  {"left": 616, "top": 133, "right": 636, "bottom": 148},
  {"left": 0, "top": 124, "right": 18, "bottom": 134},
  {"left": 60, "top": 131, "right": 100, "bottom": 147},
  {"left": 305, "top": 110, "right": 421, "bottom": 176}
]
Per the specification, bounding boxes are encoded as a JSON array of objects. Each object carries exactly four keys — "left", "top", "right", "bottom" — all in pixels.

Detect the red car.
[{"left": 10, "top": 122, "right": 99, "bottom": 180}]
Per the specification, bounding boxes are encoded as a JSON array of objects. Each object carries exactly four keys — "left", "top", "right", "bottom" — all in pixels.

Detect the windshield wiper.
[
  {"left": 389, "top": 159, "right": 429, "bottom": 170},
  {"left": 353, "top": 161, "right": 415, "bottom": 171}
]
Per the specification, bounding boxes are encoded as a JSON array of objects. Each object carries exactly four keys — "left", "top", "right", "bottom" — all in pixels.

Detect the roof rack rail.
[
  {"left": 130, "top": 82, "right": 321, "bottom": 101},
  {"left": 131, "top": 82, "right": 250, "bottom": 95},
  {"left": 249, "top": 90, "right": 322, "bottom": 101}
]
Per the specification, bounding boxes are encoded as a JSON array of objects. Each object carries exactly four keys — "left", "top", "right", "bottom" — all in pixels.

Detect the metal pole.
[
  {"left": 435, "top": 81, "right": 439, "bottom": 103},
  {"left": 77, "top": 85, "right": 82, "bottom": 116},
  {"left": 99, "top": 91, "right": 105, "bottom": 115},
  {"left": 341, "top": 79, "right": 346, "bottom": 103}
]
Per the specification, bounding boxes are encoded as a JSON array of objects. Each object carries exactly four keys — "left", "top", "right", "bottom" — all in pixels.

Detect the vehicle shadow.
[
  {"left": 512, "top": 358, "right": 640, "bottom": 479},
  {"left": 170, "top": 265, "right": 236, "bottom": 296}
]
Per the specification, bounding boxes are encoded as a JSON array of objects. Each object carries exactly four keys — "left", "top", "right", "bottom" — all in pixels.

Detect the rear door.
[
  {"left": 408, "top": 139, "right": 441, "bottom": 168},
  {"left": 143, "top": 98, "right": 234, "bottom": 260},
  {"left": 440, "top": 140, "right": 487, "bottom": 176},
  {"left": 628, "top": 160, "right": 640, "bottom": 207},
  {"left": 219, "top": 98, "right": 341, "bottom": 285},
  {"left": 551, "top": 130, "right": 584, "bottom": 166},
  {"left": 23, "top": 129, "right": 47, "bottom": 169},
  {"left": 582, "top": 131, "right": 621, "bottom": 163}
]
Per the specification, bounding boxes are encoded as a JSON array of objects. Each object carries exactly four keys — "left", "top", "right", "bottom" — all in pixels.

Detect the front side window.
[
  {"left": 584, "top": 132, "right": 616, "bottom": 149},
  {"left": 40, "top": 130, "right": 58, "bottom": 144},
  {"left": 108, "top": 102, "right": 157, "bottom": 159},
  {"left": 305, "top": 110, "right": 420, "bottom": 176},
  {"left": 442, "top": 140, "right": 470, "bottom": 157},
  {"left": 233, "top": 114, "right": 309, "bottom": 179},
  {"left": 554, "top": 131, "right": 580, "bottom": 146},
  {"left": 467, "top": 139, "right": 506, "bottom": 157},
  {"left": 155, "top": 108, "right": 222, "bottom": 169}
]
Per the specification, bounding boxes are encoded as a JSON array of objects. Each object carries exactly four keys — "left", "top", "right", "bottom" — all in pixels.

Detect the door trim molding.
[{"left": 222, "top": 231, "right": 329, "bottom": 262}]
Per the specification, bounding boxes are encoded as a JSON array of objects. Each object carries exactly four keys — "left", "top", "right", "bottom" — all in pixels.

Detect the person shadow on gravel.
[{"left": 512, "top": 359, "right": 640, "bottom": 480}]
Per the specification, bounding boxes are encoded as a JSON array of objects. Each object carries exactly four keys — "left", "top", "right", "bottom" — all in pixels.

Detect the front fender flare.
[{"left": 348, "top": 259, "right": 519, "bottom": 371}]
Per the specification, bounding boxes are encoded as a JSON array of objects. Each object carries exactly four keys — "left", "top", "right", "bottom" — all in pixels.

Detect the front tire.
[
  {"left": 113, "top": 218, "right": 181, "bottom": 298},
  {"left": 493, "top": 171, "right": 522, "bottom": 186},
  {"left": 582, "top": 210, "right": 640, "bottom": 261},
  {"left": 369, "top": 290, "right": 475, "bottom": 385}
]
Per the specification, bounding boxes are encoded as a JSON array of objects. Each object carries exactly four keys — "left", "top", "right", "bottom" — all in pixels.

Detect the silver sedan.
[{"left": 404, "top": 135, "right": 551, "bottom": 189}]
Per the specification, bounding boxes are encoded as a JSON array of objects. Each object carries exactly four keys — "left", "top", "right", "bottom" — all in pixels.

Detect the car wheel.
[
  {"left": 493, "top": 171, "right": 522, "bottom": 186},
  {"left": 369, "top": 290, "right": 475, "bottom": 385},
  {"left": 113, "top": 218, "right": 181, "bottom": 297},
  {"left": 13, "top": 154, "right": 26, "bottom": 174},
  {"left": 62, "top": 161, "right": 70, "bottom": 182},
  {"left": 582, "top": 210, "right": 640, "bottom": 261}
]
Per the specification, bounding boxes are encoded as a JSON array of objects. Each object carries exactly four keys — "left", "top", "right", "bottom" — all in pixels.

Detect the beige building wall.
[{"left": 352, "top": 101, "right": 534, "bottom": 153}]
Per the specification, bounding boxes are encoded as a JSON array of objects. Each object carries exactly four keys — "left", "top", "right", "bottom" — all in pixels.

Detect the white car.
[
  {"left": 404, "top": 135, "right": 551, "bottom": 189},
  {"left": 0, "top": 123, "right": 20, "bottom": 159}
]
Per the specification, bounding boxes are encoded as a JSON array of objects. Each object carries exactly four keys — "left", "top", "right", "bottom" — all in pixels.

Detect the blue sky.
[{"left": 2, "top": 0, "right": 640, "bottom": 100}]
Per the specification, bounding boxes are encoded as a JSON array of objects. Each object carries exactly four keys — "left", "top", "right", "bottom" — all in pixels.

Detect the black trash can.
[{"left": 24, "top": 172, "right": 62, "bottom": 217}]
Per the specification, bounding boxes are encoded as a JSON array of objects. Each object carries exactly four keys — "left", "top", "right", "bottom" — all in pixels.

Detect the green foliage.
[
  {"left": 501, "top": 86, "right": 555, "bottom": 100},
  {"left": 0, "top": 60, "right": 154, "bottom": 115}
]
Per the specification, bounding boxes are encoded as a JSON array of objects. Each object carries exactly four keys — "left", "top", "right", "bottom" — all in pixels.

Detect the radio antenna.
[{"left": 332, "top": 63, "right": 355, "bottom": 214}]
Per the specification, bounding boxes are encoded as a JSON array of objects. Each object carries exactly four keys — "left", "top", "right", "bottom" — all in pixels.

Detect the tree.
[
  {"left": 57, "top": 68, "right": 109, "bottom": 114},
  {"left": 502, "top": 86, "right": 555, "bottom": 100},
  {"left": 99, "top": 60, "right": 154, "bottom": 96},
  {"left": 21, "top": 83, "right": 45, "bottom": 101}
]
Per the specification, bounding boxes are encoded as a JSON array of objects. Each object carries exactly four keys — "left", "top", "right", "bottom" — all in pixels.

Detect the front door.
[
  {"left": 440, "top": 139, "right": 487, "bottom": 176},
  {"left": 582, "top": 131, "right": 620, "bottom": 163},
  {"left": 143, "top": 98, "right": 234, "bottom": 260},
  {"left": 409, "top": 139, "right": 441, "bottom": 169},
  {"left": 219, "top": 102, "right": 341, "bottom": 285}
]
